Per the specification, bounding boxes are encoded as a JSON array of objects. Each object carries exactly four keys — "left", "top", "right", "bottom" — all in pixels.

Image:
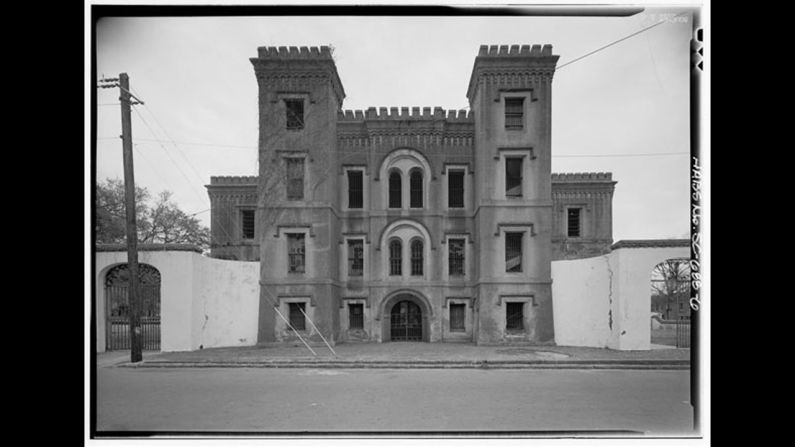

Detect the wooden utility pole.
[{"left": 119, "top": 73, "right": 143, "bottom": 363}]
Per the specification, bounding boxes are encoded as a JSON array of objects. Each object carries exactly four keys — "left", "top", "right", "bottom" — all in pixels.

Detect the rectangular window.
[
  {"left": 285, "top": 99, "right": 304, "bottom": 130},
  {"left": 411, "top": 241, "right": 423, "bottom": 276},
  {"left": 349, "top": 304, "right": 364, "bottom": 330},
  {"left": 288, "top": 302, "right": 306, "bottom": 330},
  {"left": 450, "top": 303, "right": 465, "bottom": 332},
  {"left": 505, "top": 97, "right": 524, "bottom": 129},
  {"left": 241, "top": 209, "right": 255, "bottom": 239},
  {"left": 567, "top": 208, "right": 581, "bottom": 238},
  {"left": 506, "top": 157, "right": 523, "bottom": 197},
  {"left": 505, "top": 232, "right": 523, "bottom": 273},
  {"left": 286, "top": 158, "right": 304, "bottom": 200},
  {"left": 348, "top": 239, "right": 364, "bottom": 276},
  {"left": 506, "top": 302, "right": 524, "bottom": 331},
  {"left": 348, "top": 170, "right": 363, "bottom": 209},
  {"left": 287, "top": 233, "right": 305, "bottom": 273},
  {"left": 448, "top": 238, "right": 465, "bottom": 277},
  {"left": 389, "top": 240, "right": 402, "bottom": 276},
  {"left": 448, "top": 170, "right": 464, "bottom": 208}
]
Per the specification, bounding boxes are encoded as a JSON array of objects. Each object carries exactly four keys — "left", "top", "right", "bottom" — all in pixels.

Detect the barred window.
[
  {"left": 287, "top": 233, "right": 305, "bottom": 273},
  {"left": 505, "top": 232, "right": 523, "bottom": 273},
  {"left": 448, "top": 170, "right": 464, "bottom": 208},
  {"left": 389, "top": 171, "right": 402, "bottom": 208},
  {"left": 348, "top": 239, "right": 364, "bottom": 276},
  {"left": 506, "top": 157, "right": 523, "bottom": 197},
  {"left": 448, "top": 238, "right": 465, "bottom": 276},
  {"left": 348, "top": 170, "right": 363, "bottom": 209},
  {"left": 411, "top": 239, "right": 423, "bottom": 276},
  {"left": 567, "top": 208, "right": 581, "bottom": 238},
  {"left": 285, "top": 99, "right": 304, "bottom": 130},
  {"left": 450, "top": 303, "right": 465, "bottom": 332},
  {"left": 349, "top": 304, "right": 364, "bottom": 329},
  {"left": 410, "top": 170, "right": 423, "bottom": 208},
  {"left": 286, "top": 158, "right": 304, "bottom": 200},
  {"left": 389, "top": 239, "right": 402, "bottom": 276},
  {"left": 289, "top": 302, "right": 306, "bottom": 330},
  {"left": 505, "top": 97, "right": 524, "bottom": 129},
  {"left": 506, "top": 302, "right": 524, "bottom": 331},
  {"left": 241, "top": 209, "right": 255, "bottom": 239}
]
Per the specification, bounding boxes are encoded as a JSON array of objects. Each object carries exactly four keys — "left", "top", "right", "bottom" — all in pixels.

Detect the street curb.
[{"left": 117, "top": 360, "right": 690, "bottom": 370}]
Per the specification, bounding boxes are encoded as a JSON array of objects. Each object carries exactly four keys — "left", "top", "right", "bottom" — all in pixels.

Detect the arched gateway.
[{"left": 381, "top": 291, "right": 432, "bottom": 342}]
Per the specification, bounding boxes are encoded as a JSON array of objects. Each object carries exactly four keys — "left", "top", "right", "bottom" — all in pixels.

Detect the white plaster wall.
[{"left": 551, "top": 255, "right": 613, "bottom": 348}]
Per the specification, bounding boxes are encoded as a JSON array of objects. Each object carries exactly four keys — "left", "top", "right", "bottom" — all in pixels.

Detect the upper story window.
[
  {"left": 286, "top": 158, "right": 304, "bottom": 200},
  {"left": 389, "top": 239, "right": 402, "bottom": 276},
  {"left": 505, "top": 232, "right": 523, "bottom": 273},
  {"left": 448, "top": 170, "right": 464, "bottom": 208},
  {"left": 448, "top": 238, "right": 465, "bottom": 276},
  {"left": 388, "top": 171, "right": 402, "bottom": 208},
  {"left": 505, "top": 157, "right": 523, "bottom": 197},
  {"left": 347, "top": 239, "right": 364, "bottom": 276},
  {"left": 287, "top": 233, "right": 305, "bottom": 273},
  {"left": 409, "top": 170, "right": 423, "bottom": 208},
  {"left": 285, "top": 99, "right": 304, "bottom": 130},
  {"left": 348, "top": 170, "right": 363, "bottom": 209},
  {"left": 241, "top": 209, "right": 255, "bottom": 239},
  {"left": 505, "top": 97, "right": 524, "bottom": 130},
  {"left": 567, "top": 208, "right": 582, "bottom": 238},
  {"left": 410, "top": 239, "right": 424, "bottom": 276}
]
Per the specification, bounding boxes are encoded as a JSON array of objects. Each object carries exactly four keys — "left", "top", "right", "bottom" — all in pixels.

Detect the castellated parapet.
[
  {"left": 337, "top": 107, "right": 472, "bottom": 122},
  {"left": 256, "top": 45, "right": 333, "bottom": 59}
]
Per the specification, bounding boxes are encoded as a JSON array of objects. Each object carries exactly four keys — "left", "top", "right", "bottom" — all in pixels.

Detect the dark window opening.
[
  {"left": 241, "top": 210, "right": 255, "bottom": 239},
  {"left": 411, "top": 240, "right": 423, "bottom": 276},
  {"left": 348, "top": 170, "right": 363, "bottom": 209},
  {"left": 505, "top": 232, "right": 523, "bottom": 272},
  {"left": 348, "top": 239, "right": 364, "bottom": 276},
  {"left": 410, "top": 170, "right": 423, "bottom": 208},
  {"left": 286, "top": 158, "right": 304, "bottom": 200},
  {"left": 506, "top": 157, "right": 523, "bottom": 197},
  {"left": 567, "top": 208, "right": 581, "bottom": 238},
  {"left": 448, "top": 238, "right": 465, "bottom": 276},
  {"left": 349, "top": 304, "right": 364, "bottom": 329},
  {"left": 450, "top": 303, "right": 465, "bottom": 332},
  {"left": 389, "top": 239, "right": 402, "bottom": 275},
  {"left": 506, "top": 302, "right": 524, "bottom": 331},
  {"left": 285, "top": 99, "right": 304, "bottom": 130},
  {"left": 448, "top": 170, "right": 464, "bottom": 208},
  {"left": 389, "top": 171, "right": 402, "bottom": 208},
  {"left": 287, "top": 233, "right": 305, "bottom": 273},
  {"left": 289, "top": 302, "right": 306, "bottom": 330},
  {"left": 505, "top": 97, "right": 524, "bottom": 129}
]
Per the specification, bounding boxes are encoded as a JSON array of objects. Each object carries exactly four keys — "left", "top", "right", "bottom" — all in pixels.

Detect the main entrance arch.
[{"left": 380, "top": 290, "right": 432, "bottom": 342}]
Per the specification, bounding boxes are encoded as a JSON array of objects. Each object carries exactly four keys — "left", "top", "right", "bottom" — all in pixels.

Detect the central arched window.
[
  {"left": 410, "top": 169, "right": 423, "bottom": 208},
  {"left": 410, "top": 239, "right": 423, "bottom": 276},
  {"left": 389, "top": 171, "right": 402, "bottom": 208},
  {"left": 389, "top": 239, "right": 402, "bottom": 275}
]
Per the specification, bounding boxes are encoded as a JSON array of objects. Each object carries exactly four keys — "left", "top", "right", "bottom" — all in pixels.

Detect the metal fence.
[
  {"left": 675, "top": 319, "right": 691, "bottom": 348},
  {"left": 107, "top": 316, "right": 161, "bottom": 351},
  {"left": 105, "top": 285, "right": 161, "bottom": 351}
]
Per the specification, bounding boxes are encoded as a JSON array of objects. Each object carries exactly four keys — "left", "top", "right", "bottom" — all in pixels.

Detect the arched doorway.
[
  {"left": 650, "top": 258, "right": 690, "bottom": 348},
  {"left": 105, "top": 263, "right": 161, "bottom": 351},
  {"left": 390, "top": 300, "right": 423, "bottom": 341}
]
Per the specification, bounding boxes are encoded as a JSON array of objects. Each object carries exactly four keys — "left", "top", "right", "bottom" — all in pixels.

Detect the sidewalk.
[{"left": 102, "top": 342, "right": 690, "bottom": 370}]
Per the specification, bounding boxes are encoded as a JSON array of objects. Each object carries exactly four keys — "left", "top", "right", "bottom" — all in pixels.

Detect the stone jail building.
[{"left": 206, "top": 45, "right": 616, "bottom": 345}]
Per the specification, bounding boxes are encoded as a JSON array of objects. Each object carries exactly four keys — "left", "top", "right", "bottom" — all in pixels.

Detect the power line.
[{"left": 553, "top": 152, "right": 688, "bottom": 158}]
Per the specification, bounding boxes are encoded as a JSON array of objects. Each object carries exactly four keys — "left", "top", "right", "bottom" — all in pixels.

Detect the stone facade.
[{"left": 205, "top": 45, "right": 617, "bottom": 345}]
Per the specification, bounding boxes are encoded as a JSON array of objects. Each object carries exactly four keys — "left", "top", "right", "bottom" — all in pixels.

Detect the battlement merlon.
[
  {"left": 466, "top": 44, "right": 560, "bottom": 103},
  {"left": 337, "top": 107, "right": 473, "bottom": 122},
  {"left": 250, "top": 45, "right": 346, "bottom": 107}
]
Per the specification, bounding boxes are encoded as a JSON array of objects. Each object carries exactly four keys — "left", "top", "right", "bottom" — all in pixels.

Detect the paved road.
[{"left": 96, "top": 366, "right": 694, "bottom": 435}]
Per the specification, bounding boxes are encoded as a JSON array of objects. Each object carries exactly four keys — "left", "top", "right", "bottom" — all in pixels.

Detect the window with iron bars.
[
  {"left": 504, "top": 97, "right": 524, "bottom": 129},
  {"left": 411, "top": 239, "right": 423, "bottom": 276},
  {"left": 389, "top": 171, "right": 402, "bottom": 208},
  {"left": 448, "top": 170, "right": 464, "bottom": 208},
  {"left": 348, "top": 239, "right": 364, "bottom": 276},
  {"left": 348, "top": 170, "right": 363, "bottom": 209},
  {"left": 448, "top": 238, "right": 465, "bottom": 276},
  {"left": 241, "top": 209, "right": 255, "bottom": 239},
  {"left": 567, "top": 208, "right": 581, "bottom": 238},
  {"left": 410, "top": 170, "right": 423, "bottom": 208},
  {"left": 289, "top": 302, "right": 306, "bottom": 330},
  {"left": 389, "top": 239, "right": 402, "bottom": 275},
  {"left": 286, "top": 158, "right": 304, "bottom": 200},
  {"left": 505, "top": 232, "right": 523, "bottom": 273},
  {"left": 505, "top": 157, "right": 523, "bottom": 197},
  {"left": 449, "top": 303, "right": 465, "bottom": 332},
  {"left": 287, "top": 233, "right": 305, "bottom": 273},
  {"left": 285, "top": 99, "right": 304, "bottom": 130},
  {"left": 506, "top": 302, "right": 524, "bottom": 331},
  {"left": 349, "top": 303, "right": 364, "bottom": 330}
]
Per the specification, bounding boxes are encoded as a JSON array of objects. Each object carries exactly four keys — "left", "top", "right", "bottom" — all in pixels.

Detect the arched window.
[
  {"left": 389, "top": 239, "right": 402, "bottom": 275},
  {"left": 410, "top": 170, "right": 423, "bottom": 208},
  {"left": 410, "top": 239, "right": 423, "bottom": 276},
  {"left": 389, "top": 171, "right": 402, "bottom": 208}
]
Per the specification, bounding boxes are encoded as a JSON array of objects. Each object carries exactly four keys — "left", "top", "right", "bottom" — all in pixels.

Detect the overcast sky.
[{"left": 94, "top": 7, "right": 694, "bottom": 242}]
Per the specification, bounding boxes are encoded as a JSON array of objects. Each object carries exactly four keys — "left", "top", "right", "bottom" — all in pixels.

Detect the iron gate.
[
  {"left": 390, "top": 301, "right": 423, "bottom": 341},
  {"left": 675, "top": 318, "right": 691, "bottom": 348},
  {"left": 105, "top": 264, "right": 161, "bottom": 351}
]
